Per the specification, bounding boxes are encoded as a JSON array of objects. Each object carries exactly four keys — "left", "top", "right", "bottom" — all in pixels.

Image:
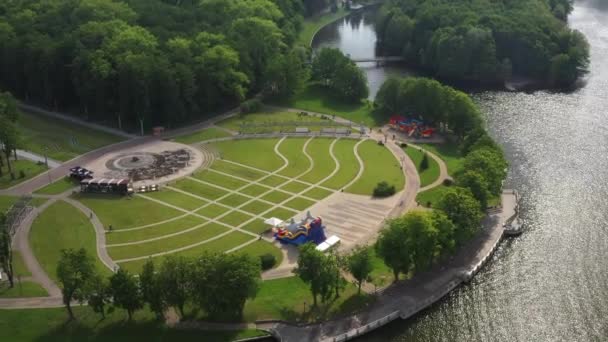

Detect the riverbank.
[{"left": 268, "top": 190, "right": 518, "bottom": 341}]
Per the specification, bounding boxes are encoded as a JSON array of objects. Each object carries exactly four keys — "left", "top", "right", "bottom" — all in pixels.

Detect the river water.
[{"left": 313, "top": 1, "right": 608, "bottom": 341}]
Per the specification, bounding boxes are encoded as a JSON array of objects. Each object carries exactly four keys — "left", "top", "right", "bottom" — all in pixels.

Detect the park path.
[
  {"left": 266, "top": 105, "right": 368, "bottom": 132},
  {"left": 15, "top": 149, "right": 61, "bottom": 168},
  {"left": 411, "top": 144, "right": 451, "bottom": 193}
]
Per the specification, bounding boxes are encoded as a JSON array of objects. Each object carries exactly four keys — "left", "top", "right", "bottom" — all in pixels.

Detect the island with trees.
[{"left": 375, "top": 0, "right": 590, "bottom": 87}]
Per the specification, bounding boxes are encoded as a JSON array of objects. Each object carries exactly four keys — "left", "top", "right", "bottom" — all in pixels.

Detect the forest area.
[
  {"left": 375, "top": 0, "right": 590, "bottom": 86},
  {"left": 0, "top": 0, "right": 337, "bottom": 130}
]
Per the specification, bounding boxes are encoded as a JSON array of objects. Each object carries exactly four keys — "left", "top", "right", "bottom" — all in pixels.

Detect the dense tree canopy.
[
  {"left": 0, "top": 0, "right": 307, "bottom": 130},
  {"left": 311, "top": 48, "right": 369, "bottom": 102},
  {"left": 376, "top": 0, "right": 589, "bottom": 86}
]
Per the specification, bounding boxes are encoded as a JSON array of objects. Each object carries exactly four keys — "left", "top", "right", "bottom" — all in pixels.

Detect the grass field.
[
  {"left": 404, "top": 146, "right": 440, "bottom": 187},
  {"left": 416, "top": 185, "right": 451, "bottom": 208},
  {"left": 34, "top": 177, "right": 78, "bottom": 195},
  {"left": 172, "top": 127, "right": 232, "bottom": 144},
  {"left": 17, "top": 111, "right": 124, "bottom": 161},
  {"left": 172, "top": 178, "right": 228, "bottom": 200},
  {"left": 144, "top": 190, "right": 207, "bottom": 211},
  {"left": 419, "top": 143, "right": 464, "bottom": 176},
  {"left": 0, "top": 159, "right": 47, "bottom": 190},
  {"left": 270, "top": 84, "right": 381, "bottom": 128},
  {"left": 280, "top": 180, "right": 310, "bottom": 193},
  {"left": 117, "top": 232, "right": 254, "bottom": 272},
  {"left": 196, "top": 204, "right": 230, "bottom": 218},
  {"left": 284, "top": 197, "right": 316, "bottom": 211},
  {"left": 108, "top": 223, "right": 229, "bottom": 261},
  {"left": 0, "top": 195, "right": 17, "bottom": 214},
  {"left": 217, "top": 110, "right": 342, "bottom": 134},
  {"left": 278, "top": 138, "right": 311, "bottom": 177},
  {"left": 29, "top": 201, "right": 111, "bottom": 283},
  {"left": 265, "top": 207, "right": 297, "bottom": 221},
  {"left": 192, "top": 169, "right": 249, "bottom": 190},
  {"left": 0, "top": 306, "right": 267, "bottom": 342},
  {"left": 299, "top": 138, "right": 335, "bottom": 183},
  {"left": 322, "top": 139, "right": 360, "bottom": 189},
  {"left": 75, "top": 194, "right": 182, "bottom": 229},
  {"left": 347, "top": 140, "right": 405, "bottom": 196},
  {"left": 240, "top": 184, "right": 271, "bottom": 197},
  {"left": 12, "top": 251, "right": 31, "bottom": 277},
  {"left": 210, "top": 160, "right": 266, "bottom": 181},
  {"left": 212, "top": 139, "right": 283, "bottom": 171},
  {"left": 302, "top": 187, "right": 333, "bottom": 200},
  {"left": 243, "top": 277, "right": 372, "bottom": 322},
  {"left": 106, "top": 215, "right": 205, "bottom": 245},
  {"left": 258, "top": 175, "right": 288, "bottom": 187},
  {"left": 0, "top": 281, "right": 47, "bottom": 298}
]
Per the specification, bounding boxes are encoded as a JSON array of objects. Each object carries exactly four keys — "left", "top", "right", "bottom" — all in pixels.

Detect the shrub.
[
  {"left": 373, "top": 181, "right": 396, "bottom": 197},
  {"left": 400, "top": 142, "right": 407, "bottom": 148},
  {"left": 260, "top": 253, "right": 277, "bottom": 270},
  {"left": 19, "top": 170, "right": 25, "bottom": 178},
  {"left": 443, "top": 178, "right": 454, "bottom": 186},
  {"left": 240, "top": 98, "right": 262, "bottom": 114},
  {"left": 420, "top": 153, "right": 429, "bottom": 171},
  {"left": 377, "top": 140, "right": 384, "bottom": 146}
]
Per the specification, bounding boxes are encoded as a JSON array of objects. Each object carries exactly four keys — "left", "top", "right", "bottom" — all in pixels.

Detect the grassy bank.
[
  {"left": 298, "top": 8, "right": 349, "bottom": 46},
  {"left": 0, "top": 159, "right": 47, "bottom": 189}
]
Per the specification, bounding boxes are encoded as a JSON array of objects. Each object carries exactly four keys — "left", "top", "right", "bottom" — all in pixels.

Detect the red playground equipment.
[{"left": 389, "top": 115, "right": 435, "bottom": 138}]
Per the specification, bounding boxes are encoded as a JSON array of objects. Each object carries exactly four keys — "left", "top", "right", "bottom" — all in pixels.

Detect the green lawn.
[
  {"left": 31, "top": 197, "right": 49, "bottom": 207},
  {"left": 143, "top": 190, "right": 207, "bottom": 211},
  {"left": 106, "top": 216, "right": 206, "bottom": 245},
  {"left": 217, "top": 110, "right": 341, "bottom": 134},
  {"left": 172, "top": 127, "right": 232, "bottom": 144},
  {"left": 369, "top": 249, "right": 402, "bottom": 287},
  {"left": 347, "top": 140, "right": 405, "bottom": 196},
  {"left": 196, "top": 203, "right": 230, "bottom": 219},
  {"left": 218, "top": 211, "right": 254, "bottom": 227},
  {"left": 240, "top": 219, "right": 270, "bottom": 234},
  {"left": 234, "top": 240, "right": 283, "bottom": 268},
  {"left": 243, "top": 277, "right": 372, "bottom": 322},
  {"left": 240, "top": 184, "right": 271, "bottom": 197},
  {"left": 0, "top": 281, "right": 48, "bottom": 298},
  {"left": 192, "top": 170, "right": 248, "bottom": 190},
  {"left": 419, "top": 143, "right": 464, "bottom": 176},
  {"left": 212, "top": 139, "right": 283, "bottom": 171},
  {"left": 416, "top": 185, "right": 451, "bottom": 208},
  {"left": 12, "top": 250, "right": 31, "bottom": 277},
  {"left": 258, "top": 175, "right": 289, "bottom": 187},
  {"left": 298, "top": 8, "right": 349, "bottom": 45},
  {"left": 284, "top": 197, "right": 316, "bottom": 211},
  {"left": 302, "top": 187, "right": 334, "bottom": 200},
  {"left": 117, "top": 232, "right": 254, "bottom": 273},
  {"left": 265, "top": 208, "right": 297, "bottom": 221},
  {"left": 240, "top": 201, "right": 274, "bottom": 216},
  {"left": 321, "top": 139, "right": 360, "bottom": 189},
  {"left": 299, "top": 138, "right": 336, "bottom": 183},
  {"left": 0, "top": 306, "right": 266, "bottom": 342},
  {"left": 278, "top": 138, "right": 311, "bottom": 177},
  {"left": 210, "top": 160, "right": 266, "bottom": 181},
  {"left": 261, "top": 190, "right": 292, "bottom": 204},
  {"left": 0, "top": 195, "right": 17, "bottom": 214},
  {"left": 218, "top": 193, "right": 251, "bottom": 208},
  {"left": 29, "top": 201, "right": 111, "bottom": 283},
  {"left": 75, "top": 194, "right": 182, "bottom": 229},
  {"left": 108, "top": 223, "right": 229, "bottom": 261},
  {"left": 171, "top": 178, "right": 228, "bottom": 200},
  {"left": 280, "top": 180, "right": 310, "bottom": 194},
  {"left": 34, "top": 177, "right": 78, "bottom": 195},
  {"left": 18, "top": 111, "right": 124, "bottom": 161},
  {"left": 270, "top": 84, "right": 380, "bottom": 128},
  {"left": 0, "top": 159, "right": 47, "bottom": 189},
  {"left": 404, "top": 146, "right": 440, "bottom": 187}
]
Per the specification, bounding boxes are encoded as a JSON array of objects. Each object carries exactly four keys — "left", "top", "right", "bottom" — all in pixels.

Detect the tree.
[
  {"left": 431, "top": 210, "right": 456, "bottom": 256},
  {"left": 376, "top": 218, "right": 411, "bottom": 282},
  {"left": 86, "top": 275, "right": 110, "bottom": 319},
  {"left": 265, "top": 48, "right": 309, "bottom": 98},
  {"left": 346, "top": 246, "right": 373, "bottom": 294},
  {"left": 463, "top": 147, "right": 507, "bottom": 196},
  {"left": 311, "top": 48, "right": 348, "bottom": 86},
  {"left": 140, "top": 259, "right": 167, "bottom": 320},
  {"left": 332, "top": 62, "right": 369, "bottom": 102},
  {"left": 109, "top": 268, "right": 143, "bottom": 321},
  {"left": 436, "top": 187, "right": 484, "bottom": 244},
  {"left": 192, "top": 253, "right": 260, "bottom": 320},
  {"left": 295, "top": 243, "right": 337, "bottom": 306},
  {"left": 56, "top": 248, "right": 96, "bottom": 320},
  {"left": 0, "top": 216, "right": 14, "bottom": 288},
  {"left": 457, "top": 170, "right": 491, "bottom": 209},
  {"left": 0, "top": 92, "right": 19, "bottom": 180},
  {"left": 158, "top": 256, "right": 191, "bottom": 318},
  {"left": 420, "top": 153, "right": 429, "bottom": 171}
]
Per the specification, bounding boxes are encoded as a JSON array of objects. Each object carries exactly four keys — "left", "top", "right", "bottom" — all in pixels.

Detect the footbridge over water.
[{"left": 350, "top": 56, "right": 404, "bottom": 64}]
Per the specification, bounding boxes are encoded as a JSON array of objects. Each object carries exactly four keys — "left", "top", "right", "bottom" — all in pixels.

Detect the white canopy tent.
[{"left": 264, "top": 217, "right": 284, "bottom": 227}]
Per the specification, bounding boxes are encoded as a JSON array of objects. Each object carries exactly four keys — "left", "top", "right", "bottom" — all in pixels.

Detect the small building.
[{"left": 80, "top": 178, "right": 133, "bottom": 195}]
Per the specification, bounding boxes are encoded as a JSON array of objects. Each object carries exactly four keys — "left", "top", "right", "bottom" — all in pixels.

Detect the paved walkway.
[{"left": 16, "top": 150, "right": 61, "bottom": 168}]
